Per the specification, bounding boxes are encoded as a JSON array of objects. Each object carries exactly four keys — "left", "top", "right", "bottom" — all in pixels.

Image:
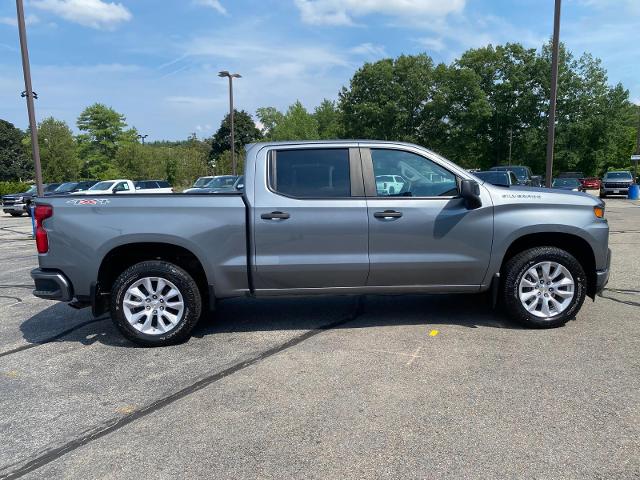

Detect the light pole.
[
  {"left": 545, "top": 0, "right": 562, "bottom": 188},
  {"left": 16, "top": 0, "right": 43, "bottom": 196},
  {"left": 137, "top": 134, "right": 148, "bottom": 145},
  {"left": 218, "top": 70, "right": 241, "bottom": 175}
]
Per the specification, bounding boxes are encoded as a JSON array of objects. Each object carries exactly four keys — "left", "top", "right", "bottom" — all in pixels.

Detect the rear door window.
[{"left": 271, "top": 149, "right": 351, "bottom": 198}]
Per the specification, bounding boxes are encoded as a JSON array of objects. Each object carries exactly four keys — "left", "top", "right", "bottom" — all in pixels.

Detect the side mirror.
[{"left": 460, "top": 179, "right": 482, "bottom": 209}]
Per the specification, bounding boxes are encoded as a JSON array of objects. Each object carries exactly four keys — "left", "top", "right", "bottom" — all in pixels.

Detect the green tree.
[
  {"left": 0, "top": 119, "right": 32, "bottom": 181},
  {"left": 314, "top": 99, "right": 341, "bottom": 139},
  {"left": 339, "top": 54, "right": 436, "bottom": 141},
  {"left": 34, "top": 118, "right": 80, "bottom": 182},
  {"left": 256, "top": 106, "right": 284, "bottom": 139},
  {"left": 270, "top": 101, "right": 319, "bottom": 140},
  {"left": 214, "top": 148, "right": 246, "bottom": 175},
  {"left": 209, "top": 110, "right": 261, "bottom": 162},
  {"left": 76, "top": 103, "right": 130, "bottom": 178}
]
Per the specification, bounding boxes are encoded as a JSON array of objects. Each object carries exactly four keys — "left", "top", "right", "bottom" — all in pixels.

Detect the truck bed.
[{"left": 37, "top": 193, "right": 249, "bottom": 300}]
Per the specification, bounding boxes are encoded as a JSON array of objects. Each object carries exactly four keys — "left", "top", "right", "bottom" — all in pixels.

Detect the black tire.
[
  {"left": 110, "top": 260, "right": 202, "bottom": 346},
  {"left": 502, "top": 247, "right": 586, "bottom": 328},
  {"left": 9, "top": 212, "right": 23, "bottom": 217}
]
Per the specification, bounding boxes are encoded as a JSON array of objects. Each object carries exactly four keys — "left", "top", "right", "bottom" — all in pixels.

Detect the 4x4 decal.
[{"left": 65, "top": 199, "right": 110, "bottom": 206}]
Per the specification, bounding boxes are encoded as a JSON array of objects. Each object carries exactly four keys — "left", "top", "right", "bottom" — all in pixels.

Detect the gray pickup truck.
[{"left": 31, "top": 141, "right": 611, "bottom": 346}]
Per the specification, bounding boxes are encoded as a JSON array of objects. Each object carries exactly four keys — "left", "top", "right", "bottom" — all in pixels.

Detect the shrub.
[{"left": 0, "top": 181, "right": 31, "bottom": 197}]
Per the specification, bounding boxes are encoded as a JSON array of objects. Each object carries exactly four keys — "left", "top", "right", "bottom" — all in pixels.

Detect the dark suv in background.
[
  {"left": 490, "top": 165, "right": 541, "bottom": 186},
  {"left": 44, "top": 181, "right": 99, "bottom": 196},
  {"left": 2, "top": 183, "right": 61, "bottom": 216}
]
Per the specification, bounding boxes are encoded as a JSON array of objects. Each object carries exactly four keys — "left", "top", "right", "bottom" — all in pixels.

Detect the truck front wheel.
[
  {"left": 110, "top": 260, "right": 202, "bottom": 346},
  {"left": 502, "top": 247, "right": 586, "bottom": 328}
]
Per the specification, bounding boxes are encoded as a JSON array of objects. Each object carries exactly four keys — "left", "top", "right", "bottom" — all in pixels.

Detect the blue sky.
[{"left": 1, "top": 0, "right": 638, "bottom": 140}]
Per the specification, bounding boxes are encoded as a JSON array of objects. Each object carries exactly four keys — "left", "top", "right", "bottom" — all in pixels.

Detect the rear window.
[
  {"left": 271, "top": 149, "right": 351, "bottom": 198},
  {"left": 135, "top": 181, "right": 161, "bottom": 189}
]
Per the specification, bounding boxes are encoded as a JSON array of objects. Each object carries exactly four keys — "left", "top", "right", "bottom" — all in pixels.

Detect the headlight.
[{"left": 15, "top": 196, "right": 23, "bottom": 202}]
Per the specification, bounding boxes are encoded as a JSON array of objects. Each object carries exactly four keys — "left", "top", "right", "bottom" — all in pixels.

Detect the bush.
[{"left": 0, "top": 181, "right": 31, "bottom": 197}]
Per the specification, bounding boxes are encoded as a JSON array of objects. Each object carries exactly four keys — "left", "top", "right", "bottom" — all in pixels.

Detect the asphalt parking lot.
[{"left": 0, "top": 198, "right": 639, "bottom": 479}]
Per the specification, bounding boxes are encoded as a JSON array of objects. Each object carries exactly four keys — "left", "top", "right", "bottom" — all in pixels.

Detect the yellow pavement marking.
[
  {"left": 116, "top": 406, "right": 136, "bottom": 415},
  {"left": 429, "top": 330, "right": 439, "bottom": 336},
  {"left": 4, "top": 370, "right": 19, "bottom": 378}
]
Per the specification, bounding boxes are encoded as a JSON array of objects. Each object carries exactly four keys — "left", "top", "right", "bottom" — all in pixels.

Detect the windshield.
[
  {"left": 89, "top": 181, "right": 115, "bottom": 190},
  {"left": 193, "top": 177, "right": 212, "bottom": 187},
  {"left": 205, "top": 176, "right": 237, "bottom": 188},
  {"left": 55, "top": 182, "right": 79, "bottom": 192},
  {"left": 604, "top": 172, "right": 632, "bottom": 179},
  {"left": 553, "top": 178, "right": 580, "bottom": 187},
  {"left": 23, "top": 185, "right": 37, "bottom": 194}
]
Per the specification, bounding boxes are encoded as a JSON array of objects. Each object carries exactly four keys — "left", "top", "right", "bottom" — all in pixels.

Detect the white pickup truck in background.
[{"left": 72, "top": 179, "right": 172, "bottom": 195}]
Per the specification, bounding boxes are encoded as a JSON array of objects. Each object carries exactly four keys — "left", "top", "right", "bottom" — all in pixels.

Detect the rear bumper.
[
  {"left": 30, "top": 268, "right": 73, "bottom": 301},
  {"left": 595, "top": 248, "right": 611, "bottom": 295}
]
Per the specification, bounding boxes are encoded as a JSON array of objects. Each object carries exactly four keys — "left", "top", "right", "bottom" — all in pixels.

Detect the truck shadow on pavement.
[{"left": 18, "top": 293, "right": 524, "bottom": 349}]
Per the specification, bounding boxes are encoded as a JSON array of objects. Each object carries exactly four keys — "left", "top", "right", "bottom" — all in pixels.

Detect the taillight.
[{"left": 34, "top": 204, "right": 53, "bottom": 254}]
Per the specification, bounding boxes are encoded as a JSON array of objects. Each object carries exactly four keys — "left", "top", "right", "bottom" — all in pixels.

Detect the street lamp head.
[{"left": 219, "top": 70, "right": 241, "bottom": 78}]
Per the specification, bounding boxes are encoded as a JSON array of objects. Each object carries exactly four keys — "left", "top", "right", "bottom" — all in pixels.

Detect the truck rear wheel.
[
  {"left": 502, "top": 247, "right": 586, "bottom": 328},
  {"left": 110, "top": 260, "right": 202, "bottom": 346}
]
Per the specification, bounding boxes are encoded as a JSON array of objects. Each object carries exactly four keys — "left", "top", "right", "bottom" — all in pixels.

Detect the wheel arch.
[
  {"left": 95, "top": 242, "right": 211, "bottom": 314},
  {"left": 499, "top": 232, "right": 597, "bottom": 299}
]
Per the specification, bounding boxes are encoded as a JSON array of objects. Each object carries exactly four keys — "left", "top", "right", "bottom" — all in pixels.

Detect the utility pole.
[
  {"left": 545, "top": 0, "right": 562, "bottom": 188},
  {"left": 218, "top": 71, "right": 241, "bottom": 176},
  {"left": 16, "top": 0, "right": 43, "bottom": 196},
  {"left": 508, "top": 128, "right": 513, "bottom": 166}
]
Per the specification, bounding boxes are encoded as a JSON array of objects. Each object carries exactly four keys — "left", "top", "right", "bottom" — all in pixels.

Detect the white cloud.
[
  {"left": 192, "top": 0, "right": 227, "bottom": 15},
  {"left": 294, "top": 0, "right": 465, "bottom": 26},
  {"left": 30, "top": 0, "right": 131, "bottom": 30},
  {"left": 0, "top": 14, "right": 40, "bottom": 27},
  {"left": 350, "top": 43, "right": 387, "bottom": 57},
  {"left": 416, "top": 37, "right": 445, "bottom": 52}
]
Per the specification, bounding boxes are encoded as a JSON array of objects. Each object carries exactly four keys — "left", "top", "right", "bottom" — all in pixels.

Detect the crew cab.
[
  {"left": 72, "top": 179, "right": 137, "bottom": 195},
  {"left": 31, "top": 141, "right": 611, "bottom": 346},
  {"left": 134, "top": 180, "right": 173, "bottom": 193}
]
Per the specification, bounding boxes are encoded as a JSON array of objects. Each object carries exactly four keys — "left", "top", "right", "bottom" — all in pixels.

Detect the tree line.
[{"left": 1, "top": 41, "right": 638, "bottom": 189}]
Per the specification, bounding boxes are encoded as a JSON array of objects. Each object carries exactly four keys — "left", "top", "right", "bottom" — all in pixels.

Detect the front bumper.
[
  {"left": 31, "top": 268, "right": 74, "bottom": 302},
  {"left": 595, "top": 248, "right": 611, "bottom": 295},
  {"left": 2, "top": 203, "right": 27, "bottom": 213},
  {"left": 601, "top": 187, "right": 630, "bottom": 195}
]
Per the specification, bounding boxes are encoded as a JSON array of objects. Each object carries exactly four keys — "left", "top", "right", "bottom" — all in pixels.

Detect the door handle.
[
  {"left": 261, "top": 211, "right": 290, "bottom": 220},
  {"left": 374, "top": 210, "right": 403, "bottom": 219}
]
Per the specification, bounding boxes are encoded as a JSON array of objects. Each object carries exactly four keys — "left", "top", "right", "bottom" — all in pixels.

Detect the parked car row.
[
  {"left": 472, "top": 167, "right": 636, "bottom": 198},
  {"left": 185, "top": 175, "right": 244, "bottom": 193},
  {"left": 1, "top": 178, "right": 174, "bottom": 216}
]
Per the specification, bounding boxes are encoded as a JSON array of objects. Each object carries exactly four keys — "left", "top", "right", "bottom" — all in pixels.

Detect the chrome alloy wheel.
[
  {"left": 122, "top": 277, "right": 184, "bottom": 335},
  {"left": 518, "top": 261, "right": 575, "bottom": 319}
]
